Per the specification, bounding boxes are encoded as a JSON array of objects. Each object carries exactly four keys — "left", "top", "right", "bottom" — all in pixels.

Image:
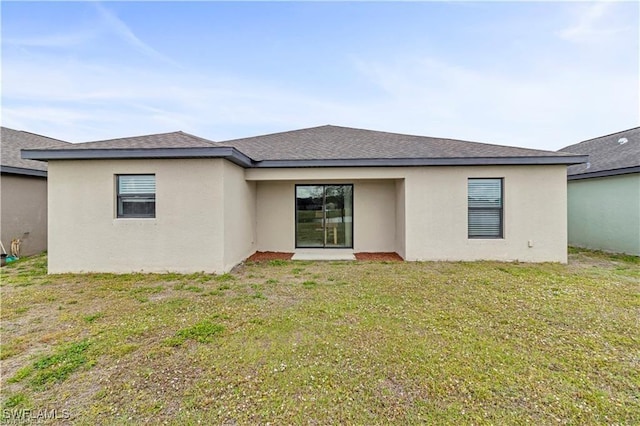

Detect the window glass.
[
  {"left": 468, "top": 178, "right": 503, "bottom": 238},
  {"left": 117, "top": 175, "right": 156, "bottom": 218},
  {"left": 295, "top": 184, "right": 353, "bottom": 248}
]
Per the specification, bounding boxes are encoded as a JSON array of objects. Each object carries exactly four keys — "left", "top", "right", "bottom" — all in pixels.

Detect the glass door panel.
[
  {"left": 296, "top": 185, "right": 325, "bottom": 247},
  {"left": 325, "top": 185, "right": 353, "bottom": 248},
  {"left": 296, "top": 184, "right": 353, "bottom": 248}
]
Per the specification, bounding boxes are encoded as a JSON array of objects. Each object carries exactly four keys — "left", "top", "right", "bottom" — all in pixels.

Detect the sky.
[{"left": 1, "top": 1, "right": 638, "bottom": 151}]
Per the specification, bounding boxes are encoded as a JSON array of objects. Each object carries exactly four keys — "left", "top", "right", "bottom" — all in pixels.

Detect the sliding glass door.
[{"left": 296, "top": 185, "right": 353, "bottom": 248}]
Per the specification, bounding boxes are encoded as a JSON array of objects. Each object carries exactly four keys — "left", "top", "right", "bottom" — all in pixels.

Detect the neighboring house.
[
  {"left": 559, "top": 127, "right": 640, "bottom": 256},
  {"left": 1, "top": 127, "right": 69, "bottom": 256},
  {"left": 22, "top": 125, "right": 586, "bottom": 274}
]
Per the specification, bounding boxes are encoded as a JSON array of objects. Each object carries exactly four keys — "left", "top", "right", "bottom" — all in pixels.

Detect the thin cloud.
[
  {"left": 353, "top": 54, "right": 638, "bottom": 149},
  {"left": 558, "top": 1, "right": 629, "bottom": 42},
  {"left": 2, "top": 2, "right": 637, "bottom": 148},
  {"left": 94, "top": 2, "right": 179, "bottom": 66},
  {"left": 0, "top": 53, "right": 355, "bottom": 142},
  {"left": 2, "top": 49, "right": 637, "bottom": 148},
  {"left": 3, "top": 32, "right": 95, "bottom": 48}
]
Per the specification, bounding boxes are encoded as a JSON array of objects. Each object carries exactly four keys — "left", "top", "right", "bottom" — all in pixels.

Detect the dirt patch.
[
  {"left": 568, "top": 248, "right": 639, "bottom": 270},
  {"left": 355, "top": 252, "right": 403, "bottom": 261},
  {"left": 246, "top": 251, "right": 294, "bottom": 262},
  {"left": 247, "top": 252, "right": 403, "bottom": 262}
]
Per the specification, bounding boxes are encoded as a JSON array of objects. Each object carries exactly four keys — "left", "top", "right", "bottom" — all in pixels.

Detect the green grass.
[
  {"left": 174, "top": 320, "right": 225, "bottom": 344},
  {"left": 9, "top": 340, "right": 91, "bottom": 390},
  {"left": 1, "top": 392, "right": 30, "bottom": 410},
  {"left": 83, "top": 313, "right": 103, "bottom": 323},
  {"left": 0, "top": 249, "right": 638, "bottom": 424}
]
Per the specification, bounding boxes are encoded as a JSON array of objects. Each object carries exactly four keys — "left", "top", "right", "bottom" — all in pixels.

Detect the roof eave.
[
  {"left": 568, "top": 165, "right": 640, "bottom": 180},
  {"left": 252, "top": 155, "right": 588, "bottom": 168},
  {"left": 20, "top": 149, "right": 587, "bottom": 169},
  {"left": 0, "top": 165, "right": 47, "bottom": 177},
  {"left": 21, "top": 147, "right": 255, "bottom": 168}
]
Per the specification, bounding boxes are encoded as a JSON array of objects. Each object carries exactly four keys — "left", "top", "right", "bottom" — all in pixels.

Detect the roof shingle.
[
  {"left": 1, "top": 127, "right": 69, "bottom": 174},
  {"left": 219, "top": 125, "right": 579, "bottom": 161},
  {"left": 19, "top": 125, "right": 586, "bottom": 167},
  {"left": 559, "top": 127, "right": 640, "bottom": 177},
  {"left": 42, "top": 131, "right": 217, "bottom": 150}
]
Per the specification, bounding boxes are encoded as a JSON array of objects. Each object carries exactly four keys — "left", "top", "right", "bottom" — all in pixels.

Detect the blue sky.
[{"left": 2, "top": 1, "right": 638, "bottom": 150}]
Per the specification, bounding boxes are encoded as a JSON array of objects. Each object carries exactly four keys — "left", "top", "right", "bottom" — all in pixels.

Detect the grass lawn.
[{"left": 1, "top": 249, "right": 638, "bottom": 424}]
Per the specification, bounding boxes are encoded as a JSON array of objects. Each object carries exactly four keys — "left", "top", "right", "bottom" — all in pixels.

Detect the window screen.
[
  {"left": 468, "top": 178, "right": 503, "bottom": 238},
  {"left": 117, "top": 175, "right": 156, "bottom": 218}
]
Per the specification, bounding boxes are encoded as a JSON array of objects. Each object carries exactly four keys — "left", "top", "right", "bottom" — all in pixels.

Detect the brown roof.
[
  {"left": 1, "top": 127, "right": 69, "bottom": 174},
  {"left": 219, "top": 125, "right": 579, "bottom": 161}
]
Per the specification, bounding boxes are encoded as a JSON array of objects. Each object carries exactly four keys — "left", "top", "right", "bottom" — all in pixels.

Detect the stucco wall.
[
  {"left": 47, "top": 159, "right": 229, "bottom": 273},
  {"left": 256, "top": 181, "right": 293, "bottom": 252},
  {"left": 222, "top": 161, "right": 257, "bottom": 271},
  {"left": 354, "top": 180, "right": 396, "bottom": 252},
  {"left": 47, "top": 161, "right": 570, "bottom": 273},
  {"left": 0, "top": 174, "right": 48, "bottom": 256},
  {"left": 255, "top": 179, "right": 397, "bottom": 253},
  {"left": 249, "top": 165, "right": 569, "bottom": 263},
  {"left": 395, "top": 179, "right": 406, "bottom": 258},
  {"left": 567, "top": 173, "right": 640, "bottom": 255},
  {"left": 403, "top": 165, "right": 568, "bottom": 263}
]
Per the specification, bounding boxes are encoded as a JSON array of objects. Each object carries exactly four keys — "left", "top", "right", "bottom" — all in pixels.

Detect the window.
[
  {"left": 117, "top": 175, "right": 156, "bottom": 218},
  {"left": 468, "top": 178, "right": 503, "bottom": 238}
]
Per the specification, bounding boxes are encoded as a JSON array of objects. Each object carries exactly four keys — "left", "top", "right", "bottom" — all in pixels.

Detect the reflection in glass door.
[
  {"left": 295, "top": 185, "right": 325, "bottom": 247},
  {"left": 296, "top": 185, "right": 353, "bottom": 248}
]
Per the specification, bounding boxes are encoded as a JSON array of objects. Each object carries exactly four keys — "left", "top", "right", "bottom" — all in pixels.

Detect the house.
[
  {"left": 22, "top": 125, "right": 587, "bottom": 274},
  {"left": 1, "top": 127, "right": 69, "bottom": 256},
  {"left": 559, "top": 127, "right": 640, "bottom": 256}
]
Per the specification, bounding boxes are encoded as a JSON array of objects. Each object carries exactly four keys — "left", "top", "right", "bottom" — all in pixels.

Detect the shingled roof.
[
  {"left": 41, "top": 131, "right": 217, "bottom": 150},
  {"left": 1, "top": 127, "right": 69, "bottom": 176},
  {"left": 22, "top": 125, "right": 586, "bottom": 168},
  {"left": 220, "top": 125, "right": 581, "bottom": 162},
  {"left": 559, "top": 127, "right": 640, "bottom": 180}
]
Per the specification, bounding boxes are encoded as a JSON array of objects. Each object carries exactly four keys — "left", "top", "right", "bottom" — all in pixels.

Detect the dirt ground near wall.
[
  {"left": 355, "top": 252, "right": 403, "bottom": 261},
  {"left": 246, "top": 251, "right": 403, "bottom": 262},
  {"left": 246, "top": 251, "right": 293, "bottom": 261}
]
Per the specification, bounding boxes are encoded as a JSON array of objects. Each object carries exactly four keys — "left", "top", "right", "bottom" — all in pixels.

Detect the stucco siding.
[
  {"left": 46, "top": 161, "right": 570, "bottom": 272},
  {"left": 250, "top": 165, "right": 567, "bottom": 262},
  {"left": 395, "top": 179, "right": 406, "bottom": 259},
  {"left": 246, "top": 168, "right": 405, "bottom": 182},
  {"left": 48, "top": 159, "right": 226, "bottom": 273},
  {"left": 0, "top": 174, "right": 48, "bottom": 256},
  {"left": 403, "top": 165, "right": 568, "bottom": 262},
  {"left": 256, "top": 181, "right": 294, "bottom": 252},
  {"left": 222, "top": 161, "right": 257, "bottom": 271},
  {"left": 567, "top": 173, "right": 640, "bottom": 255},
  {"left": 353, "top": 180, "right": 396, "bottom": 252}
]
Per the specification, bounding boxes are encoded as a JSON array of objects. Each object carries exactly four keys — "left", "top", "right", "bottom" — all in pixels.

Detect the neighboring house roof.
[
  {"left": 559, "top": 127, "right": 640, "bottom": 180},
  {"left": 22, "top": 125, "right": 587, "bottom": 168},
  {"left": 1, "top": 127, "right": 70, "bottom": 177}
]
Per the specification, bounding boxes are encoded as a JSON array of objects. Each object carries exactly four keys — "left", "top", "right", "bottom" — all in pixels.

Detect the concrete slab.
[{"left": 292, "top": 250, "right": 356, "bottom": 261}]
